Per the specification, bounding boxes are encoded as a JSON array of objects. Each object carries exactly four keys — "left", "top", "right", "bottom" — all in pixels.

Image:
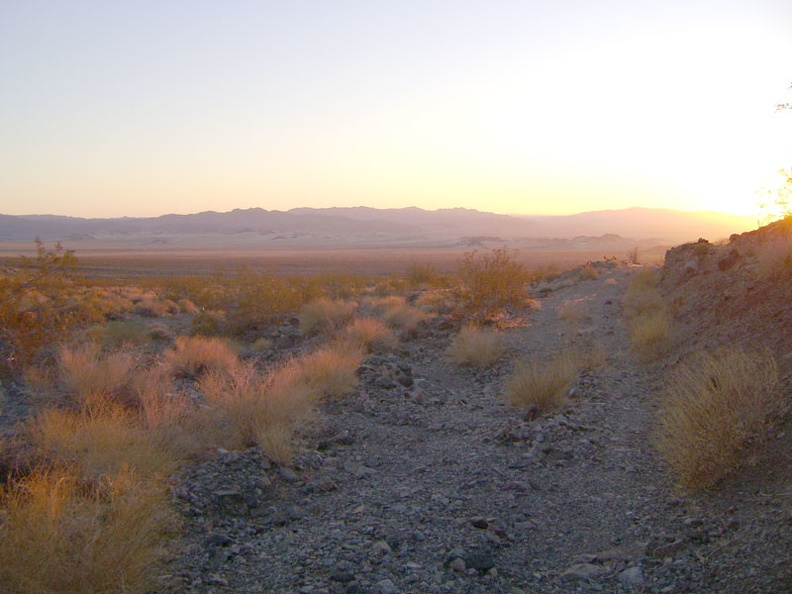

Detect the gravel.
[{"left": 154, "top": 249, "right": 792, "bottom": 593}]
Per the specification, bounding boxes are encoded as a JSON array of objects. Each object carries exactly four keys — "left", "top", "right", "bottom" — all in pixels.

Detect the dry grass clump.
[
  {"left": 579, "top": 263, "right": 600, "bottom": 280},
  {"left": 371, "top": 295, "right": 407, "bottom": 310},
  {"left": 58, "top": 342, "right": 136, "bottom": 407},
  {"left": 504, "top": 351, "right": 580, "bottom": 413},
  {"left": 29, "top": 401, "right": 179, "bottom": 477},
  {"left": 164, "top": 335, "right": 239, "bottom": 379},
  {"left": 299, "top": 297, "right": 357, "bottom": 335},
  {"left": 134, "top": 367, "right": 194, "bottom": 435},
  {"left": 177, "top": 297, "right": 199, "bottom": 314},
  {"left": 628, "top": 307, "right": 671, "bottom": 360},
  {"left": 623, "top": 268, "right": 671, "bottom": 361},
  {"left": 133, "top": 297, "right": 172, "bottom": 318},
  {"left": 297, "top": 339, "right": 365, "bottom": 400},
  {"left": 200, "top": 361, "right": 317, "bottom": 464},
  {"left": 344, "top": 317, "right": 394, "bottom": 352},
  {"left": 0, "top": 465, "right": 176, "bottom": 594},
  {"left": 412, "top": 289, "right": 455, "bottom": 314},
  {"left": 655, "top": 347, "right": 784, "bottom": 491},
  {"left": 446, "top": 324, "right": 506, "bottom": 367},
  {"left": 374, "top": 296, "right": 433, "bottom": 337}
]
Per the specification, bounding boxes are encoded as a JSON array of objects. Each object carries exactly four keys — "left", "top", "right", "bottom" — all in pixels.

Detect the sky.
[{"left": 1, "top": 1, "right": 791, "bottom": 219}]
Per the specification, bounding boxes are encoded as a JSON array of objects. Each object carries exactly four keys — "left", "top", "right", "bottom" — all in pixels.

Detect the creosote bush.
[
  {"left": 0, "top": 240, "right": 79, "bottom": 372},
  {"left": 655, "top": 347, "right": 784, "bottom": 491},
  {"left": 446, "top": 324, "right": 506, "bottom": 367},
  {"left": 458, "top": 248, "right": 532, "bottom": 320}
]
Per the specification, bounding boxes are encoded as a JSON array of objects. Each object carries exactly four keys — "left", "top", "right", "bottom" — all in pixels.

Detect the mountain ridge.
[{"left": 0, "top": 206, "right": 755, "bottom": 244}]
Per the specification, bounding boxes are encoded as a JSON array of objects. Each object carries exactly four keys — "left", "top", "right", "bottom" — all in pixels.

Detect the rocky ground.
[{"left": 156, "top": 224, "right": 792, "bottom": 594}]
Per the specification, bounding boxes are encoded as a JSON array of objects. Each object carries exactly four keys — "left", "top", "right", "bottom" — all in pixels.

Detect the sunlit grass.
[
  {"left": 446, "top": 324, "right": 506, "bottom": 367},
  {"left": 164, "top": 335, "right": 239, "bottom": 379},
  {"left": 504, "top": 351, "right": 579, "bottom": 413},
  {"left": 0, "top": 465, "right": 176, "bottom": 594},
  {"left": 58, "top": 342, "right": 136, "bottom": 408},
  {"left": 655, "top": 347, "right": 784, "bottom": 490}
]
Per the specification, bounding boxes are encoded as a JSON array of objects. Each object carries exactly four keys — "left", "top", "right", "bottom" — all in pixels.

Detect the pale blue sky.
[{"left": 1, "top": 1, "right": 790, "bottom": 217}]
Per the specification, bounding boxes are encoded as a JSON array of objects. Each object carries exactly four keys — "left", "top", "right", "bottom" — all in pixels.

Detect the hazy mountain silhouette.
[{"left": 0, "top": 206, "right": 755, "bottom": 244}]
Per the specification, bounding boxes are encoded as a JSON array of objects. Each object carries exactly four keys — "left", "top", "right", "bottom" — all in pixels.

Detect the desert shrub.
[
  {"left": 344, "top": 317, "right": 394, "bottom": 352},
  {"left": 457, "top": 248, "right": 532, "bottom": 321},
  {"left": 93, "top": 319, "right": 172, "bottom": 349},
  {"left": 312, "top": 272, "right": 370, "bottom": 301},
  {"left": 161, "top": 269, "right": 318, "bottom": 338},
  {"left": 190, "top": 309, "right": 226, "bottom": 336},
  {"left": 446, "top": 324, "right": 506, "bottom": 367},
  {"left": 655, "top": 348, "right": 784, "bottom": 491},
  {"left": 0, "top": 465, "right": 176, "bottom": 594},
  {"left": 58, "top": 342, "right": 136, "bottom": 408},
  {"left": 164, "top": 335, "right": 239, "bottom": 379},
  {"left": 176, "top": 297, "right": 199, "bottom": 314},
  {"left": 213, "top": 269, "right": 319, "bottom": 337},
  {"left": 200, "top": 361, "right": 316, "bottom": 464},
  {"left": 405, "top": 263, "right": 452, "bottom": 290},
  {"left": 92, "top": 320, "right": 151, "bottom": 347},
  {"left": 299, "top": 297, "right": 357, "bottom": 335},
  {"left": 0, "top": 240, "right": 80, "bottom": 372},
  {"left": 30, "top": 401, "right": 179, "bottom": 477},
  {"left": 133, "top": 297, "right": 172, "bottom": 318},
  {"left": 623, "top": 268, "right": 671, "bottom": 361},
  {"left": 504, "top": 351, "right": 579, "bottom": 413},
  {"left": 297, "top": 339, "right": 365, "bottom": 400}
]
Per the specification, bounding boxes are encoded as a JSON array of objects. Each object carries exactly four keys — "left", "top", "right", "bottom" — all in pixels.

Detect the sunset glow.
[{"left": 1, "top": 1, "right": 790, "bottom": 218}]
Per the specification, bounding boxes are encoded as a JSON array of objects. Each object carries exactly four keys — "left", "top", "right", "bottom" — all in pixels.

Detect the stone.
[
  {"left": 449, "top": 557, "right": 466, "bottom": 573},
  {"left": 277, "top": 467, "right": 299, "bottom": 483},
  {"left": 371, "top": 540, "right": 392, "bottom": 555},
  {"left": 464, "top": 553, "right": 495, "bottom": 572},
  {"left": 561, "top": 563, "right": 606, "bottom": 581},
  {"left": 618, "top": 566, "right": 645, "bottom": 586},
  {"left": 204, "top": 533, "right": 232, "bottom": 548},
  {"left": 375, "top": 578, "right": 399, "bottom": 594},
  {"left": 329, "top": 570, "right": 355, "bottom": 583}
]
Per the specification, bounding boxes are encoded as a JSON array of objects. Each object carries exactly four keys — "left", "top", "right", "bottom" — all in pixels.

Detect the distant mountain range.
[{"left": 0, "top": 206, "right": 756, "bottom": 246}]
